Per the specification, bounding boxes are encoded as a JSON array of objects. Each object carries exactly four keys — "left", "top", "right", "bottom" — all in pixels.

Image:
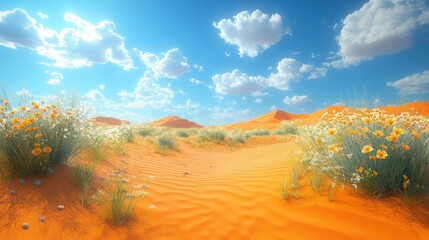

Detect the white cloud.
[
  {"left": 212, "top": 69, "right": 266, "bottom": 95},
  {"left": 189, "top": 78, "right": 202, "bottom": 84},
  {"left": 213, "top": 9, "right": 289, "bottom": 57},
  {"left": 86, "top": 89, "right": 105, "bottom": 100},
  {"left": 209, "top": 107, "right": 252, "bottom": 124},
  {"left": 99, "top": 84, "right": 105, "bottom": 89},
  {"left": 193, "top": 64, "right": 203, "bottom": 72},
  {"left": 138, "top": 48, "right": 190, "bottom": 79},
  {"left": 37, "top": 12, "right": 48, "bottom": 19},
  {"left": 212, "top": 58, "right": 326, "bottom": 95},
  {"left": 0, "top": 8, "right": 133, "bottom": 70},
  {"left": 387, "top": 70, "right": 429, "bottom": 94},
  {"left": 266, "top": 58, "right": 308, "bottom": 90},
  {"left": 283, "top": 95, "right": 312, "bottom": 106},
  {"left": 308, "top": 67, "right": 328, "bottom": 79},
  {"left": 16, "top": 88, "right": 30, "bottom": 97},
  {"left": 118, "top": 90, "right": 133, "bottom": 101},
  {"left": 332, "top": 0, "right": 429, "bottom": 68},
  {"left": 255, "top": 98, "right": 262, "bottom": 103},
  {"left": 46, "top": 71, "right": 63, "bottom": 85},
  {"left": 225, "top": 52, "right": 230, "bottom": 57},
  {"left": 270, "top": 105, "right": 277, "bottom": 111}
]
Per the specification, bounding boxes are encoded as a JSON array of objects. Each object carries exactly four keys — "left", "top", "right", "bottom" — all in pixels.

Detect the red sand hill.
[
  {"left": 226, "top": 110, "right": 306, "bottom": 130},
  {"left": 92, "top": 116, "right": 130, "bottom": 126},
  {"left": 150, "top": 116, "right": 203, "bottom": 128}
]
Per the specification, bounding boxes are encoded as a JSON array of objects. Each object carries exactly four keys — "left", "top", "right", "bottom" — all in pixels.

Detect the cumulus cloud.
[
  {"left": 193, "top": 64, "right": 203, "bottom": 72},
  {"left": 0, "top": 8, "right": 133, "bottom": 70},
  {"left": 212, "top": 69, "right": 266, "bottom": 95},
  {"left": 138, "top": 48, "right": 190, "bottom": 79},
  {"left": 266, "top": 58, "right": 310, "bottom": 90},
  {"left": 37, "top": 12, "right": 48, "bottom": 19},
  {"left": 99, "top": 84, "right": 105, "bottom": 89},
  {"left": 270, "top": 105, "right": 277, "bottom": 111},
  {"left": 387, "top": 70, "right": 429, "bottom": 94},
  {"left": 255, "top": 98, "right": 262, "bottom": 103},
  {"left": 213, "top": 9, "right": 290, "bottom": 57},
  {"left": 212, "top": 58, "right": 326, "bottom": 95},
  {"left": 16, "top": 88, "right": 30, "bottom": 97},
  {"left": 332, "top": 0, "right": 429, "bottom": 68},
  {"left": 46, "top": 71, "right": 63, "bottom": 85},
  {"left": 86, "top": 89, "right": 105, "bottom": 100},
  {"left": 283, "top": 95, "right": 312, "bottom": 106},
  {"left": 189, "top": 78, "right": 202, "bottom": 84}
]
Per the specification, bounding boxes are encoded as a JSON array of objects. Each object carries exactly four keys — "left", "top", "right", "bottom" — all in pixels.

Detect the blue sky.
[{"left": 1, "top": 0, "right": 428, "bottom": 125}]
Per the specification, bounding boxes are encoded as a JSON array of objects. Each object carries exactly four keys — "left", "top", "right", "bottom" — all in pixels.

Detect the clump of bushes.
[
  {"left": 273, "top": 121, "right": 299, "bottom": 135},
  {"left": 247, "top": 129, "right": 270, "bottom": 136},
  {"left": 300, "top": 108, "right": 429, "bottom": 198},
  {"left": 0, "top": 96, "right": 89, "bottom": 176},
  {"left": 197, "top": 128, "right": 226, "bottom": 143}
]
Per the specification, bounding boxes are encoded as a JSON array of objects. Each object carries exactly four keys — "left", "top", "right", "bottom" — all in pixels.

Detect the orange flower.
[
  {"left": 349, "top": 129, "right": 357, "bottom": 135},
  {"left": 373, "top": 171, "right": 378, "bottom": 177},
  {"left": 362, "top": 117, "right": 371, "bottom": 124},
  {"left": 386, "top": 118, "right": 395, "bottom": 125},
  {"left": 2, "top": 100, "right": 9, "bottom": 105},
  {"left": 34, "top": 143, "right": 41, "bottom": 148},
  {"left": 21, "top": 119, "right": 29, "bottom": 126},
  {"left": 356, "top": 166, "right": 364, "bottom": 173},
  {"left": 50, "top": 113, "right": 56, "bottom": 119},
  {"left": 316, "top": 138, "right": 323, "bottom": 144},
  {"left": 373, "top": 130, "right": 384, "bottom": 138},
  {"left": 380, "top": 144, "right": 387, "bottom": 150},
  {"left": 11, "top": 124, "right": 20, "bottom": 130},
  {"left": 11, "top": 118, "right": 20, "bottom": 123},
  {"left": 393, "top": 127, "right": 405, "bottom": 135},
  {"left": 27, "top": 117, "right": 35, "bottom": 123},
  {"left": 34, "top": 112, "right": 42, "bottom": 117},
  {"left": 327, "top": 128, "right": 337, "bottom": 135},
  {"left": 35, "top": 133, "right": 43, "bottom": 139},
  {"left": 42, "top": 146, "right": 52, "bottom": 153},
  {"left": 19, "top": 106, "right": 26, "bottom": 111},
  {"left": 376, "top": 150, "right": 388, "bottom": 159},
  {"left": 361, "top": 145, "right": 374, "bottom": 154},
  {"left": 386, "top": 133, "right": 399, "bottom": 142},
  {"left": 360, "top": 128, "right": 369, "bottom": 134},
  {"left": 33, "top": 104, "right": 40, "bottom": 109},
  {"left": 32, "top": 148, "right": 41, "bottom": 155},
  {"left": 369, "top": 155, "right": 376, "bottom": 160},
  {"left": 10, "top": 110, "right": 15, "bottom": 115},
  {"left": 25, "top": 128, "right": 32, "bottom": 132},
  {"left": 33, "top": 127, "right": 38, "bottom": 131},
  {"left": 401, "top": 144, "right": 410, "bottom": 150},
  {"left": 328, "top": 144, "right": 340, "bottom": 152},
  {"left": 411, "top": 132, "right": 420, "bottom": 139}
]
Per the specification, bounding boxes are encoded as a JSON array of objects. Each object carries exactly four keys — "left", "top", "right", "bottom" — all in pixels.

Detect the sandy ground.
[{"left": 1, "top": 135, "right": 428, "bottom": 240}]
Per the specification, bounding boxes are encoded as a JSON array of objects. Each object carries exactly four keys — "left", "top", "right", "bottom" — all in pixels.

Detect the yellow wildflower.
[
  {"left": 373, "top": 130, "right": 384, "bottom": 138},
  {"left": 376, "top": 150, "right": 388, "bottom": 159},
  {"left": 361, "top": 145, "right": 374, "bottom": 154}
]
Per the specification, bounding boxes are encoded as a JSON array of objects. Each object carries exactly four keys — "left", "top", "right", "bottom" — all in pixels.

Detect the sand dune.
[
  {"left": 226, "top": 110, "right": 305, "bottom": 130},
  {"left": 150, "top": 116, "right": 203, "bottom": 128},
  {"left": 3, "top": 137, "right": 427, "bottom": 239},
  {"left": 92, "top": 116, "right": 130, "bottom": 126}
]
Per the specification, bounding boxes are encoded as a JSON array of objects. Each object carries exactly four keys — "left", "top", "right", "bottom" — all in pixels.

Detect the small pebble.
[
  {"left": 47, "top": 168, "right": 54, "bottom": 174},
  {"left": 32, "top": 180, "right": 42, "bottom": 186},
  {"left": 19, "top": 179, "right": 25, "bottom": 184},
  {"left": 22, "top": 223, "right": 29, "bottom": 230},
  {"left": 10, "top": 190, "right": 17, "bottom": 195},
  {"left": 38, "top": 216, "right": 45, "bottom": 222},
  {"left": 57, "top": 205, "right": 65, "bottom": 210}
]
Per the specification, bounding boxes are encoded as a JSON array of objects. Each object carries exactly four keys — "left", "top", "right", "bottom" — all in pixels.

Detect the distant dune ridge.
[
  {"left": 91, "top": 102, "right": 428, "bottom": 129},
  {"left": 91, "top": 116, "right": 130, "bottom": 126},
  {"left": 149, "top": 116, "right": 203, "bottom": 128}
]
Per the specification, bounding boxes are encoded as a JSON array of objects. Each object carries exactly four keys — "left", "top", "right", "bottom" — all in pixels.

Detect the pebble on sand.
[
  {"left": 10, "top": 190, "right": 17, "bottom": 195},
  {"left": 32, "top": 180, "right": 42, "bottom": 186},
  {"left": 22, "top": 223, "right": 29, "bottom": 230},
  {"left": 57, "top": 205, "right": 65, "bottom": 210},
  {"left": 38, "top": 216, "right": 46, "bottom": 222}
]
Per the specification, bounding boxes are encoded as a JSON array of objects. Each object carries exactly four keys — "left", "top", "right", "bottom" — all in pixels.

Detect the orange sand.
[
  {"left": 150, "top": 116, "right": 203, "bottom": 128},
  {"left": 92, "top": 116, "right": 130, "bottom": 126},
  {"left": 1, "top": 137, "right": 428, "bottom": 240}
]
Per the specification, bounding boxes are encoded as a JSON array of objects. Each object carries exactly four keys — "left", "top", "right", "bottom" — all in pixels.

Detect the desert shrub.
[
  {"left": 226, "top": 130, "right": 251, "bottom": 144},
  {"left": 70, "top": 156, "right": 98, "bottom": 208},
  {"left": 102, "top": 180, "right": 141, "bottom": 225},
  {"left": 137, "top": 125, "right": 155, "bottom": 137},
  {"left": 300, "top": 108, "right": 429, "bottom": 198},
  {"left": 0, "top": 96, "right": 89, "bottom": 176},
  {"left": 247, "top": 129, "right": 270, "bottom": 136},
  {"left": 273, "top": 121, "right": 299, "bottom": 135},
  {"left": 155, "top": 133, "right": 177, "bottom": 154},
  {"left": 197, "top": 128, "right": 226, "bottom": 143}
]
